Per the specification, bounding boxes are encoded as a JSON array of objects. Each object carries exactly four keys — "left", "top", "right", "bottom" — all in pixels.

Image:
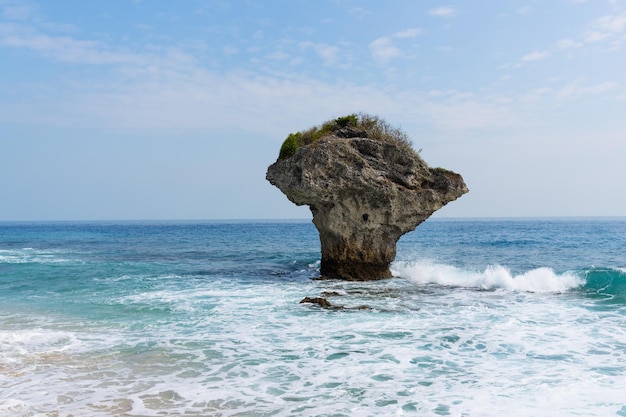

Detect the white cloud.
[
  {"left": 395, "top": 28, "right": 422, "bottom": 38},
  {"left": 349, "top": 7, "right": 373, "bottom": 19},
  {"left": 0, "top": 0, "right": 37, "bottom": 20},
  {"left": 0, "top": 21, "right": 207, "bottom": 87},
  {"left": 0, "top": 22, "right": 144, "bottom": 65},
  {"left": 584, "top": 31, "right": 611, "bottom": 43},
  {"left": 521, "top": 80, "right": 618, "bottom": 103},
  {"left": 511, "top": 11, "right": 626, "bottom": 70},
  {"left": 582, "top": 12, "right": 626, "bottom": 46},
  {"left": 369, "top": 37, "right": 400, "bottom": 64},
  {"left": 420, "top": 92, "right": 520, "bottom": 131},
  {"left": 299, "top": 41, "right": 341, "bottom": 66},
  {"left": 222, "top": 45, "right": 239, "bottom": 55},
  {"left": 0, "top": 5, "right": 619, "bottom": 142},
  {"left": 520, "top": 81, "right": 618, "bottom": 106},
  {"left": 0, "top": 26, "right": 522, "bottom": 136},
  {"left": 265, "top": 50, "right": 291, "bottom": 61},
  {"left": 369, "top": 27, "right": 421, "bottom": 64},
  {"left": 429, "top": 6, "right": 458, "bottom": 18},
  {"left": 594, "top": 13, "right": 626, "bottom": 32},
  {"left": 521, "top": 50, "right": 551, "bottom": 62},
  {"left": 557, "top": 38, "right": 583, "bottom": 49},
  {"left": 521, "top": 87, "right": 554, "bottom": 103},
  {"left": 556, "top": 81, "right": 618, "bottom": 99}
]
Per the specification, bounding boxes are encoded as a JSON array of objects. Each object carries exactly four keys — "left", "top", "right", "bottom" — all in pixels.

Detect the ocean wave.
[
  {"left": 578, "top": 267, "right": 626, "bottom": 299},
  {"left": 0, "top": 329, "right": 83, "bottom": 373},
  {"left": 0, "top": 248, "right": 72, "bottom": 264},
  {"left": 392, "top": 261, "right": 585, "bottom": 293}
]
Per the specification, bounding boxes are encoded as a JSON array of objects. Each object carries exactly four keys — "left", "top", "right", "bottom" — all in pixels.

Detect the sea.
[{"left": 1, "top": 218, "right": 625, "bottom": 417}]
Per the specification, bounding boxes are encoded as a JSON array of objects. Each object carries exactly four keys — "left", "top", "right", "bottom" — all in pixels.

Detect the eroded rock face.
[{"left": 266, "top": 136, "right": 468, "bottom": 281}]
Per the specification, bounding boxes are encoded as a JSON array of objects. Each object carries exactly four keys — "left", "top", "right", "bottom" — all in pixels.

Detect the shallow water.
[{"left": 1, "top": 219, "right": 625, "bottom": 416}]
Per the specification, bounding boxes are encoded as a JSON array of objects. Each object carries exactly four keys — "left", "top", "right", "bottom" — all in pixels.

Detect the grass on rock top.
[{"left": 277, "top": 113, "right": 415, "bottom": 160}]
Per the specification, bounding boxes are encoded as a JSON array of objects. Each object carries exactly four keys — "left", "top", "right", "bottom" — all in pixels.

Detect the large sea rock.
[{"left": 266, "top": 133, "right": 468, "bottom": 281}]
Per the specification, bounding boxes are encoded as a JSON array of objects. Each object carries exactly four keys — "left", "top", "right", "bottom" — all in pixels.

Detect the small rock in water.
[
  {"left": 299, "top": 296, "right": 372, "bottom": 311},
  {"left": 299, "top": 297, "right": 333, "bottom": 308},
  {"left": 320, "top": 291, "right": 343, "bottom": 297}
]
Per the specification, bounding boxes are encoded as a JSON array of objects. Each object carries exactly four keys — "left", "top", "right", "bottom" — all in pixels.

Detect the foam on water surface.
[
  {"left": 392, "top": 260, "right": 585, "bottom": 293},
  {"left": 1, "top": 219, "right": 626, "bottom": 416},
  {"left": 0, "top": 248, "right": 74, "bottom": 264},
  {"left": 2, "top": 275, "right": 626, "bottom": 416}
]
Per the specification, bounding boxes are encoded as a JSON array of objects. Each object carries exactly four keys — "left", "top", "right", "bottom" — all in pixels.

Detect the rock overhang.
[{"left": 267, "top": 122, "right": 468, "bottom": 281}]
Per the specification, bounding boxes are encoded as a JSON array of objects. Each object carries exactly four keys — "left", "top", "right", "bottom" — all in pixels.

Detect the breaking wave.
[
  {"left": 578, "top": 267, "right": 626, "bottom": 300},
  {"left": 392, "top": 261, "right": 585, "bottom": 293}
]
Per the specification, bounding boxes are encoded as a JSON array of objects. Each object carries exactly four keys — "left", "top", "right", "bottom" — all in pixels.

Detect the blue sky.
[{"left": 1, "top": 0, "right": 625, "bottom": 220}]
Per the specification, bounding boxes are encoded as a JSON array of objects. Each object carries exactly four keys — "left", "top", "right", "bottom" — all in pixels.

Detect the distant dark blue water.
[{"left": 1, "top": 218, "right": 625, "bottom": 416}]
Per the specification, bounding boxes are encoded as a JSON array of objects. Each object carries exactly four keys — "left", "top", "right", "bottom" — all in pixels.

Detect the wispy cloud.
[
  {"left": 429, "top": 6, "right": 458, "bottom": 18},
  {"left": 0, "top": 0, "right": 38, "bottom": 20},
  {"left": 510, "top": 10, "right": 626, "bottom": 69},
  {"left": 0, "top": 22, "right": 143, "bottom": 65},
  {"left": 299, "top": 41, "right": 341, "bottom": 66},
  {"left": 557, "top": 38, "right": 583, "bottom": 49},
  {"left": 583, "top": 12, "right": 626, "bottom": 45},
  {"left": 419, "top": 91, "right": 520, "bottom": 131},
  {"left": 1, "top": 1, "right": 622, "bottom": 142},
  {"left": 395, "top": 28, "right": 423, "bottom": 38},
  {"left": 0, "top": 22, "right": 521, "bottom": 136},
  {"left": 369, "top": 37, "right": 401, "bottom": 64},
  {"left": 349, "top": 7, "right": 373, "bottom": 19},
  {"left": 521, "top": 80, "right": 619, "bottom": 103},
  {"left": 556, "top": 80, "right": 618, "bottom": 99},
  {"left": 593, "top": 12, "right": 626, "bottom": 32},
  {"left": 583, "top": 31, "right": 611, "bottom": 43},
  {"left": 369, "top": 28, "right": 421, "bottom": 64},
  {"left": 0, "top": 20, "right": 207, "bottom": 86},
  {"left": 521, "top": 50, "right": 551, "bottom": 62}
]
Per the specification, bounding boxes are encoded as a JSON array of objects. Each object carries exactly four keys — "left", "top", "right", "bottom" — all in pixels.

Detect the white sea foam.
[
  {"left": 116, "top": 281, "right": 248, "bottom": 313},
  {"left": 392, "top": 260, "right": 585, "bottom": 293},
  {"left": 0, "top": 399, "right": 31, "bottom": 417},
  {"left": 0, "top": 248, "right": 72, "bottom": 264},
  {"left": 0, "top": 329, "right": 81, "bottom": 361},
  {"left": 2, "top": 278, "right": 626, "bottom": 417},
  {"left": 3, "top": 220, "right": 626, "bottom": 416}
]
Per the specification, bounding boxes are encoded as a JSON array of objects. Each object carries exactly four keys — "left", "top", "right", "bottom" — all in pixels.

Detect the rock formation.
[
  {"left": 299, "top": 297, "right": 333, "bottom": 308},
  {"left": 266, "top": 116, "right": 468, "bottom": 281},
  {"left": 299, "top": 296, "right": 370, "bottom": 310}
]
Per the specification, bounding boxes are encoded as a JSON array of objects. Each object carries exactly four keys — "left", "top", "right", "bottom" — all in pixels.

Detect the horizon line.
[{"left": 1, "top": 215, "right": 625, "bottom": 223}]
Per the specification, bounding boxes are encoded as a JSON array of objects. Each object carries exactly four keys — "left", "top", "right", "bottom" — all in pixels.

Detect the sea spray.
[{"left": 392, "top": 260, "right": 585, "bottom": 293}]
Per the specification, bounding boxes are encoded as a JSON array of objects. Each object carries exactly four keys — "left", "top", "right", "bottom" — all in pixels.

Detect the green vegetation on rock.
[
  {"left": 278, "top": 132, "right": 301, "bottom": 159},
  {"left": 277, "top": 113, "right": 415, "bottom": 160}
]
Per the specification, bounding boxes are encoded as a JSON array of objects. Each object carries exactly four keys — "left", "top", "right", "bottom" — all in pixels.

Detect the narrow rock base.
[{"left": 320, "top": 259, "right": 392, "bottom": 281}]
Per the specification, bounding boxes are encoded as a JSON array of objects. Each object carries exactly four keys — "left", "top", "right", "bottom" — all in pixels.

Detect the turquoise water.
[{"left": 1, "top": 219, "right": 625, "bottom": 416}]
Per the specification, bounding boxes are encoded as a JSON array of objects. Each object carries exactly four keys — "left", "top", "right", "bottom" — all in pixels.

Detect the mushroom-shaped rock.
[{"left": 267, "top": 116, "right": 468, "bottom": 281}]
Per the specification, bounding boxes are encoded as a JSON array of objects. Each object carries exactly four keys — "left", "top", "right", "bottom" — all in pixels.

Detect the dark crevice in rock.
[{"left": 335, "top": 127, "right": 368, "bottom": 138}]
